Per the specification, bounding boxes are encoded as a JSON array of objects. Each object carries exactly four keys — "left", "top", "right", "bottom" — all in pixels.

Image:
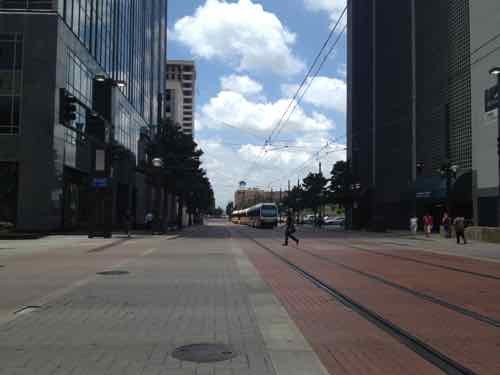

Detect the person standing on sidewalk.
[
  {"left": 453, "top": 215, "right": 467, "bottom": 244},
  {"left": 145, "top": 211, "right": 153, "bottom": 232},
  {"left": 442, "top": 212, "right": 451, "bottom": 238},
  {"left": 423, "top": 213, "right": 433, "bottom": 237},
  {"left": 283, "top": 211, "right": 299, "bottom": 247},
  {"left": 124, "top": 210, "right": 132, "bottom": 238},
  {"left": 410, "top": 216, "right": 418, "bottom": 235}
]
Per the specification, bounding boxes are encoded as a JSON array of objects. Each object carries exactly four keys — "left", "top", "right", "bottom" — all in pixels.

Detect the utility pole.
[{"left": 319, "top": 161, "right": 322, "bottom": 174}]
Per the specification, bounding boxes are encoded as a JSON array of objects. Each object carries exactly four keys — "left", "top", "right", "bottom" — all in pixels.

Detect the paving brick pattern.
[
  {"left": 237, "top": 230, "right": 442, "bottom": 375},
  {"left": 303, "top": 240, "right": 500, "bottom": 320},
  {"left": 0, "top": 228, "right": 276, "bottom": 375},
  {"left": 248, "top": 229, "right": 500, "bottom": 374},
  {"left": 351, "top": 240, "right": 500, "bottom": 277}
]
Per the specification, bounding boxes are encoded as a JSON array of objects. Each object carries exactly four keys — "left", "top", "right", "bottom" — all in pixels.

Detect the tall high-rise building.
[
  {"left": 165, "top": 60, "right": 196, "bottom": 137},
  {"left": 0, "top": 0, "right": 168, "bottom": 231},
  {"left": 347, "top": 0, "right": 472, "bottom": 229},
  {"left": 469, "top": 1, "right": 500, "bottom": 226}
]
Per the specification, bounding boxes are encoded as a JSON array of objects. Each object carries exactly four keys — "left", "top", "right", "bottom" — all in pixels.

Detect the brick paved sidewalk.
[
  {"left": 253, "top": 233, "right": 500, "bottom": 374},
  {"left": 0, "top": 224, "right": 326, "bottom": 375},
  {"left": 237, "top": 232, "right": 442, "bottom": 375}
]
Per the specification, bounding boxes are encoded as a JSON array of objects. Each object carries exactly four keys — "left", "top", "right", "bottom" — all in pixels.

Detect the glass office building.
[
  {"left": 0, "top": 0, "right": 167, "bottom": 230},
  {"left": 347, "top": 0, "right": 472, "bottom": 229}
]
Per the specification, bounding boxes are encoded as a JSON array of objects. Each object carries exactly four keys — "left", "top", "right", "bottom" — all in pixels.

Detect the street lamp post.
[
  {"left": 439, "top": 160, "right": 458, "bottom": 216},
  {"left": 152, "top": 157, "right": 164, "bottom": 234},
  {"left": 488, "top": 67, "right": 500, "bottom": 225}
]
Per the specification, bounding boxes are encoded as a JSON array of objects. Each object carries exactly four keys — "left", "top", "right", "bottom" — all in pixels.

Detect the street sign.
[{"left": 92, "top": 178, "right": 108, "bottom": 188}]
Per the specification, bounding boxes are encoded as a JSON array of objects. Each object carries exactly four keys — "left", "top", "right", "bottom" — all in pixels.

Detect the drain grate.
[
  {"left": 172, "top": 343, "right": 238, "bottom": 363},
  {"left": 96, "top": 270, "right": 130, "bottom": 276}
]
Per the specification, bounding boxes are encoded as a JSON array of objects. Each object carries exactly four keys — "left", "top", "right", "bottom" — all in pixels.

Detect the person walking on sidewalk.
[
  {"left": 453, "top": 215, "right": 467, "bottom": 244},
  {"left": 423, "top": 213, "right": 433, "bottom": 237},
  {"left": 283, "top": 211, "right": 299, "bottom": 247}
]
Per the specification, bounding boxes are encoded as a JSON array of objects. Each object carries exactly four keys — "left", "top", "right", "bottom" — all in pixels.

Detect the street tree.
[
  {"left": 302, "top": 172, "right": 328, "bottom": 219},
  {"left": 329, "top": 160, "right": 349, "bottom": 205},
  {"left": 226, "top": 202, "right": 234, "bottom": 216},
  {"left": 147, "top": 119, "right": 214, "bottom": 228}
]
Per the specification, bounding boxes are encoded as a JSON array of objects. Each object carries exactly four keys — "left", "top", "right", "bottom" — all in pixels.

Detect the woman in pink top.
[{"left": 423, "top": 213, "right": 433, "bottom": 237}]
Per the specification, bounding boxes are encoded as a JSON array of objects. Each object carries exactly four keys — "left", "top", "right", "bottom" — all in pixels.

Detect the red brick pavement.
[
  {"left": 352, "top": 240, "right": 500, "bottom": 278},
  {"left": 300, "top": 239, "right": 500, "bottom": 321},
  {"left": 252, "top": 234, "right": 500, "bottom": 374},
  {"left": 239, "top": 235, "right": 443, "bottom": 375}
]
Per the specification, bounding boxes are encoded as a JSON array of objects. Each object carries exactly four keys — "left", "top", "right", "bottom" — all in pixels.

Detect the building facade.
[
  {"left": 165, "top": 60, "right": 196, "bottom": 136},
  {"left": 0, "top": 0, "right": 167, "bottom": 231},
  {"left": 347, "top": 0, "right": 472, "bottom": 229},
  {"left": 469, "top": 1, "right": 500, "bottom": 226}
]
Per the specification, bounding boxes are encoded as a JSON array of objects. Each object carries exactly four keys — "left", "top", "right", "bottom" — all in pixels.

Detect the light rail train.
[{"left": 231, "top": 203, "right": 278, "bottom": 228}]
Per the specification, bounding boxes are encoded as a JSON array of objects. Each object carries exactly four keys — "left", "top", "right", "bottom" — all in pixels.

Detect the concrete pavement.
[
  {"left": 0, "top": 224, "right": 327, "bottom": 375},
  {"left": 2, "top": 221, "right": 500, "bottom": 374}
]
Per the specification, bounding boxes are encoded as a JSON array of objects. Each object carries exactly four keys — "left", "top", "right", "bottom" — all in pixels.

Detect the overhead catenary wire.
[
  {"left": 240, "top": 6, "right": 348, "bottom": 183},
  {"left": 266, "top": 4, "right": 348, "bottom": 144},
  {"left": 264, "top": 134, "right": 347, "bottom": 189},
  {"left": 271, "top": 24, "right": 347, "bottom": 143}
]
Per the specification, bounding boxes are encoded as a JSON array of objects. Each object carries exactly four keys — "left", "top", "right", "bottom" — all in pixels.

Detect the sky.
[{"left": 167, "top": 0, "right": 347, "bottom": 208}]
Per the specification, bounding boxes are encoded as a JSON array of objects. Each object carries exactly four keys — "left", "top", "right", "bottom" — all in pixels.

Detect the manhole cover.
[
  {"left": 96, "top": 270, "right": 130, "bottom": 276},
  {"left": 172, "top": 343, "right": 238, "bottom": 363}
]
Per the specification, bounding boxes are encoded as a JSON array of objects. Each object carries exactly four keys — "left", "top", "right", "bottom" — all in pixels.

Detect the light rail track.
[
  {"left": 345, "top": 243, "right": 500, "bottom": 281},
  {"left": 240, "top": 230, "right": 478, "bottom": 375}
]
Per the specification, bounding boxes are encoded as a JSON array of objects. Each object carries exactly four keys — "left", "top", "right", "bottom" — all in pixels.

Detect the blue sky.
[{"left": 167, "top": 0, "right": 347, "bottom": 207}]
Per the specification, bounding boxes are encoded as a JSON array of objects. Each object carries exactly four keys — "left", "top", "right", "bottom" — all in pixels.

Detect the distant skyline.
[{"left": 168, "top": 0, "right": 347, "bottom": 207}]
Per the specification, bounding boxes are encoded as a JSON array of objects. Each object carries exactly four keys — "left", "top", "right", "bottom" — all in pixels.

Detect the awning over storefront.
[{"left": 414, "top": 176, "right": 446, "bottom": 200}]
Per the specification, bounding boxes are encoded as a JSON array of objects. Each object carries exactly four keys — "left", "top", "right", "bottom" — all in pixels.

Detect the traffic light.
[{"left": 60, "top": 89, "right": 78, "bottom": 125}]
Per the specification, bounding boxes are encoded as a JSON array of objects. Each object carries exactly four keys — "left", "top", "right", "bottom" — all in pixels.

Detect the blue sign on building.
[{"left": 92, "top": 178, "right": 108, "bottom": 188}]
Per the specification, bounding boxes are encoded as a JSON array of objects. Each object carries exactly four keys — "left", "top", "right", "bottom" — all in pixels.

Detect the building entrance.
[{"left": 0, "top": 162, "right": 18, "bottom": 227}]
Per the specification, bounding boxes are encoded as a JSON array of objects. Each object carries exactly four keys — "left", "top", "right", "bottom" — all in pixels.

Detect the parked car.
[
  {"left": 303, "top": 214, "right": 316, "bottom": 224},
  {"left": 324, "top": 216, "right": 345, "bottom": 226}
]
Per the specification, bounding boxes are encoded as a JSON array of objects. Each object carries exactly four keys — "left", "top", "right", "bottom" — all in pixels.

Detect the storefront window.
[
  {"left": 0, "top": 33, "right": 22, "bottom": 135},
  {"left": 0, "top": 162, "right": 17, "bottom": 225},
  {"left": 0, "top": 0, "right": 53, "bottom": 10}
]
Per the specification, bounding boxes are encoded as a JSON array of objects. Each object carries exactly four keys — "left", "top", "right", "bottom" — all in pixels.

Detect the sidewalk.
[
  {"left": 356, "top": 232, "right": 500, "bottom": 262},
  {"left": 0, "top": 225, "right": 327, "bottom": 375}
]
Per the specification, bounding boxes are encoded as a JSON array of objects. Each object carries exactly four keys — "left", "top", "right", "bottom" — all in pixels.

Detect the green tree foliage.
[
  {"left": 329, "top": 160, "right": 348, "bottom": 203},
  {"left": 148, "top": 119, "right": 215, "bottom": 226},
  {"left": 301, "top": 172, "right": 328, "bottom": 215},
  {"left": 226, "top": 202, "right": 234, "bottom": 216},
  {"left": 282, "top": 185, "right": 303, "bottom": 213}
]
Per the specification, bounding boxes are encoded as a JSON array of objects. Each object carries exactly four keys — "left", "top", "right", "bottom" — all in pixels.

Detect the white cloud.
[
  {"left": 197, "top": 134, "right": 346, "bottom": 207},
  {"left": 171, "top": 0, "right": 305, "bottom": 75},
  {"left": 303, "top": 0, "right": 347, "bottom": 28},
  {"left": 337, "top": 63, "right": 347, "bottom": 79},
  {"left": 282, "top": 76, "right": 346, "bottom": 113},
  {"left": 220, "top": 74, "right": 263, "bottom": 97},
  {"left": 194, "top": 112, "right": 204, "bottom": 132},
  {"left": 201, "top": 90, "right": 335, "bottom": 135}
]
